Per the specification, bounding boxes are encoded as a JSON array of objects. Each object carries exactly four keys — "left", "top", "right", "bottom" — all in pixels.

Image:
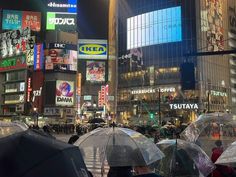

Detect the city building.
[{"left": 117, "top": 0, "right": 232, "bottom": 125}]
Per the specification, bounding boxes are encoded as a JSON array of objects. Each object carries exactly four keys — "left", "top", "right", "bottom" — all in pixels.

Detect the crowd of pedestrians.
[{"left": 29, "top": 121, "right": 236, "bottom": 177}]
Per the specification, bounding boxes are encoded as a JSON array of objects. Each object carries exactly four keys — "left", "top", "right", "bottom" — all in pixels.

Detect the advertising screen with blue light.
[{"left": 127, "top": 6, "right": 182, "bottom": 50}]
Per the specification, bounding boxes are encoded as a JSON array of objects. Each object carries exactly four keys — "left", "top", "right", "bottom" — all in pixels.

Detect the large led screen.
[
  {"left": 127, "top": 6, "right": 182, "bottom": 50},
  {"left": 45, "top": 48, "right": 77, "bottom": 71},
  {"left": 86, "top": 61, "right": 105, "bottom": 83}
]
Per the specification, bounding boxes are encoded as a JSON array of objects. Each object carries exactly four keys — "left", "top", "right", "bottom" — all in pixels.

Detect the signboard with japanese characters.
[
  {"left": 2, "top": 10, "right": 41, "bottom": 31},
  {"left": 0, "top": 28, "right": 34, "bottom": 59}
]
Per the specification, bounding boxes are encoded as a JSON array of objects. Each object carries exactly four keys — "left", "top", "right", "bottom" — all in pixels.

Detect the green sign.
[
  {"left": 0, "top": 55, "right": 27, "bottom": 71},
  {"left": 46, "top": 12, "right": 56, "bottom": 30}
]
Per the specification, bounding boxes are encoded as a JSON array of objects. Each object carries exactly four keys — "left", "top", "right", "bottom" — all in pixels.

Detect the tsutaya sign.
[
  {"left": 131, "top": 87, "right": 176, "bottom": 94},
  {"left": 169, "top": 103, "right": 199, "bottom": 110}
]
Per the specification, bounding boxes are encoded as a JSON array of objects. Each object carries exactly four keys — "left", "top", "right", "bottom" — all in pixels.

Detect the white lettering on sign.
[
  {"left": 160, "top": 87, "right": 176, "bottom": 93},
  {"left": 169, "top": 103, "right": 199, "bottom": 110},
  {"left": 54, "top": 43, "right": 66, "bottom": 48},
  {"left": 32, "top": 87, "right": 42, "bottom": 102},
  {"left": 131, "top": 88, "right": 155, "bottom": 94},
  {"left": 48, "top": 2, "right": 77, "bottom": 8},
  {"left": 49, "top": 18, "right": 75, "bottom": 25},
  {"left": 57, "top": 97, "right": 73, "bottom": 103}
]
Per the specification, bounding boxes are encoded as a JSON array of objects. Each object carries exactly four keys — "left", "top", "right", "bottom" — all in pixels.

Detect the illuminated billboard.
[
  {"left": 86, "top": 61, "right": 105, "bottom": 82},
  {"left": 2, "top": 10, "right": 22, "bottom": 30},
  {"left": 201, "top": 0, "right": 224, "bottom": 51},
  {"left": 0, "top": 55, "right": 27, "bottom": 72},
  {"left": 45, "top": 44, "right": 77, "bottom": 71},
  {"left": 47, "top": 0, "right": 77, "bottom": 13},
  {"left": 2, "top": 10, "right": 41, "bottom": 31},
  {"left": 78, "top": 39, "right": 108, "bottom": 59},
  {"left": 22, "top": 11, "right": 41, "bottom": 31},
  {"left": 34, "top": 44, "right": 44, "bottom": 70},
  {"left": 127, "top": 6, "right": 182, "bottom": 49},
  {"left": 46, "top": 12, "right": 76, "bottom": 31},
  {"left": 56, "top": 80, "right": 74, "bottom": 106},
  {"left": 0, "top": 28, "right": 34, "bottom": 59}
]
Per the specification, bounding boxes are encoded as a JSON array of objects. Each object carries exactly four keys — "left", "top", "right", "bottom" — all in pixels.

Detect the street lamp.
[
  {"left": 33, "top": 107, "right": 39, "bottom": 127},
  {"left": 93, "top": 102, "right": 97, "bottom": 119}
]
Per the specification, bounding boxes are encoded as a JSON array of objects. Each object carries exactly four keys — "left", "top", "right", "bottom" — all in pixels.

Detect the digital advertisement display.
[
  {"left": 0, "top": 28, "right": 34, "bottom": 59},
  {"left": 201, "top": 0, "right": 224, "bottom": 51},
  {"left": 127, "top": 6, "right": 182, "bottom": 49},
  {"left": 47, "top": 0, "right": 77, "bottom": 13},
  {"left": 2, "top": 10, "right": 41, "bottom": 31},
  {"left": 56, "top": 80, "right": 74, "bottom": 106},
  {"left": 45, "top": 46, "right": 77, "bottom": 71},
  {"left": 78, "top": 39, "right": 108, "bottom": 59},
  {"left": 46, "top": 12, "right": 77, "bottom": 31},
  {"left": 86, "top": 61, "right": 105, "bottom": 82}
]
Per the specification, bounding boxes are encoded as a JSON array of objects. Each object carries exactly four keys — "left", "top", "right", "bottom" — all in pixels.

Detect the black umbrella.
[
  {"left": 88, "top": 118, "right": 105, "bottom": 124},
  {"left": 0, "top": 130, "right": 89, "bottom": 177}
]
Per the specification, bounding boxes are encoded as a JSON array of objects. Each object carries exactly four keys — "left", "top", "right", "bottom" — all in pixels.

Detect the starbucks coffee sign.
[{"left": 169, "top": 103, "right": 199, "bottom": 110}]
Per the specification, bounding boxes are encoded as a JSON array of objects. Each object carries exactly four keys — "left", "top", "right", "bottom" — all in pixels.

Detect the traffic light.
[{"left": 149, "top": 113, "right": 154, "bottom": 119}]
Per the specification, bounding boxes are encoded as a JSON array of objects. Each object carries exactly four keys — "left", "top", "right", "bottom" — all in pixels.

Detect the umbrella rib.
[
  {"left": 100, "top": 128, "right": 114, "bottom": 163},
  {"left": 19, "top": 147, "right": 77, "bottom": 177}
]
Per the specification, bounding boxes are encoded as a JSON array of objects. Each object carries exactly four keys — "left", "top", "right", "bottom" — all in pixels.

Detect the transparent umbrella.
[
  {"left": 156, "top": 139, "right": 215, "bottom": 177},
  {"left": 215, "top": 141, "right": 236, "bottom": 167},
  {"left": 180, "top": 113, "right": 236, "bottom": 156},
  {"left": 0, "top": 121, "right": 28, "bottom": 138},
  {"left": 75, "top": 127, "right": 164, "bottom": 176}
]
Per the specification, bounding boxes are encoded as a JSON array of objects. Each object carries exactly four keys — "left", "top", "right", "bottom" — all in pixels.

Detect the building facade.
[{"left": 117, "top": 0, "right": 231, "bottom": 125}]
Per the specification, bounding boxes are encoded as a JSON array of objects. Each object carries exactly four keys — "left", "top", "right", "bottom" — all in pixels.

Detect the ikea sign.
[{"left": 78, "top": 39, "right": 107, "bottom": 59}]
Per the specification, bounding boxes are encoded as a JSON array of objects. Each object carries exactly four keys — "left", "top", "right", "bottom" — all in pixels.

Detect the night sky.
[{"left": 0, "top": 0, "right": 109, "bottom": 39}]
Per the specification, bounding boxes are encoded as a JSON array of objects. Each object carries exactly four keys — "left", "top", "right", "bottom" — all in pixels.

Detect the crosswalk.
[{"left": 82, "top": 147, "right": 110, "bottom": 177}]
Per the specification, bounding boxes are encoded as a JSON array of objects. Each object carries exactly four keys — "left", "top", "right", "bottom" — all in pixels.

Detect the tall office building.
[{"left": 117, "top": 0, "right": 231, "bottom": 124}]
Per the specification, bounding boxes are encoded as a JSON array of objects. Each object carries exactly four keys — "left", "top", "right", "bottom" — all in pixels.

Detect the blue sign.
[
  {"left": 2, "top": 10, "right": 22, "bottom": 30},
  {"left": 47, "top": 0, "right": 77, "bottom": 13},
  {"left": 127, "top": 6, "right": 182, "bottom": 49}
]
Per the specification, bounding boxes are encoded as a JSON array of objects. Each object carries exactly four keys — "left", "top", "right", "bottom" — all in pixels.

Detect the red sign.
[
  {"left": 98, "top": 91, "right": 102, "bottom": 107},
  {"left": 32, "top": 71, "right": 44, "bottom": 113},
  {"left": 27, "top": 77, "right": 32, "bottom": 102},
  {"left": 22, "top": 11, "right": 41, "bottom": 31}
]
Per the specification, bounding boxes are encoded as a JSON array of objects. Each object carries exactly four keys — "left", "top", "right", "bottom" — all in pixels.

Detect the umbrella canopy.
[
  {"left": 0, "top": 130, "right": 89, "bottom": 177},
  {"left": 157, "top": 139, "right": 215, "bottom": 177},
  {"left": 88, "top": 118, "right": 105, "bottom": 124},
  {"left": 0, "top": 121, "right": 28, "bottom": 138},
  {"left": 180, "top": 113, "right": 236, "bottom": 156},
  {"left": 75, "top": 127, "right": 164, "bottom": 168},
  {"left": 215, "top": 141, "right": 236, "bottom": 167}
]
